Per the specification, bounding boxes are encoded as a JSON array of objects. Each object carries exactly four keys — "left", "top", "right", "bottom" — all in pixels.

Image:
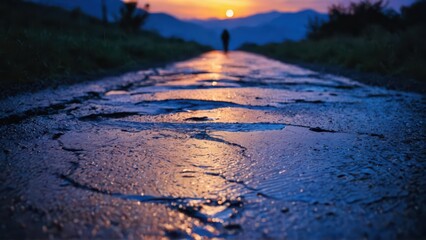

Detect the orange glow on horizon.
[
  {"left": 124, "top": 0, "right": 414, "bottom": 19},
  {"left": 146, "top": 0, "right": 254, "bottom": 19},
  {"left": 128, "top": 0, "right": 314, "bottom": 19}
]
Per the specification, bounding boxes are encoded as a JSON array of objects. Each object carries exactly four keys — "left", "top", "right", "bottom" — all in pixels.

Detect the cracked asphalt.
[{"left": 0, "top": 51, "right": 425, "bottom": 239}]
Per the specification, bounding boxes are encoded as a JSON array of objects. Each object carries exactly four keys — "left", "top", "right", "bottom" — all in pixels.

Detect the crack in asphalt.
[
  {"left": 191, "top": 131, "right": 247, "bottom": 151},
  {"left": 283, "top": 123, "right": 386, "bottom": 138},
  {"left": 59, "top": 173, "right": 245, "bottom": 237},
  {"left": 0, "top": 91, "right": 102, "bottom": 125},
  {"left": 2, "top": 51, "right": 422, "bottom": 239}
]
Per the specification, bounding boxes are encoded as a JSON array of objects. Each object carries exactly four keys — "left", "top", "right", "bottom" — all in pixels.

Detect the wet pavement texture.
[{"left": 0, "top": 51, "right": 425, "bottom": 239}]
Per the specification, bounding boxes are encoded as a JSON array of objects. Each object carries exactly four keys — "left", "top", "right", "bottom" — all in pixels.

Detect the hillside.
[
  {"left": 0, "top": 0, "right": 210, "bottom": 97},
  {"left": 144, "top": 13, "right": 220, "bottom": 49},
  {"left": 241, "top": 0, "right": 426, "bottom": 89}
]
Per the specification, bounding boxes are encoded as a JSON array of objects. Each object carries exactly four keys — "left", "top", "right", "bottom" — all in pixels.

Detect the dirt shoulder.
[
  {"left": 252, "top": 55, "right": 426, "bottom": 94},
  {"left": 0, "top": 56, "right": 193, "bottom": 100},
  {"left": 290, "top": 60, "right": 426, "bottom": 94}
]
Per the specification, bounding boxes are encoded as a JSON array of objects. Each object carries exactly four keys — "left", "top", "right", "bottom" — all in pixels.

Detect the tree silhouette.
[
  {"left": 119, "top": 1, "right": 150, "bottom": 32},
  {"left": 101, "top": 0, "right": 108, "bottom": 24},
  {"left": 308, "top": 0, "right": 400, "bottom": 39},
  {"left": 401, "top": 0, "right": 426, "bottom": 27}
]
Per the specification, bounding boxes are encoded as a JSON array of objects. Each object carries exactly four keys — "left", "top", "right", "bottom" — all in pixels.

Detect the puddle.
[
  {"left": 136, "top": 99, "right": 277, "bottom": 113},
  {"left": 105, "top": 90, "right": 129, "bottom": 96},
  {"left": 97, "top": 120, "right": 286, "bottom": 133}
]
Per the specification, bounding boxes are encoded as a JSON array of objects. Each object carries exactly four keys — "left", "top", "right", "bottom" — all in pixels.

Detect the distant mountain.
[
  {"left": 173, "top": 9, "right": 327, "bottom": 49},
  {"left": 201, "top": 10, "right": 327, "bottom": 49},
  {"left": 29, "top": 0, "right": 327, "bottom": 49},
  {"left": 267, "top": 9, "right": 323, "bottom": 29},
  {"left": 144, "top": 13, "right": 220, "bottom": 49},
  {"left": 189, "top": 11, "right": 284, "bottom": 30}
]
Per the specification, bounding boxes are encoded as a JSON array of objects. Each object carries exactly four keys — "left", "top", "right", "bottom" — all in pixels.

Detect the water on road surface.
[{"left": 1, "top": 51, "right": 425, "bottom": 239}]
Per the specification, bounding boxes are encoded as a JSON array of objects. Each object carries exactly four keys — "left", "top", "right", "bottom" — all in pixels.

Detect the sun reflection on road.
[{"left": 160, "top": 134, "right": 244, "bottom": 198}]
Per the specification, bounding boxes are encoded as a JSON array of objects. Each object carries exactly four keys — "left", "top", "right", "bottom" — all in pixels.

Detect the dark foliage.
[
  {"left": 401, "top": 0, "right": 426, "bottom": 26},
  {"left": 119, "top": 1, "right": 150, "bottom": 32},
  {"left": 308, "top": 0, "right": 401, "bottom": 39},
  {"left": 241, "top": 0, "right": 426, "bottom": 82}
]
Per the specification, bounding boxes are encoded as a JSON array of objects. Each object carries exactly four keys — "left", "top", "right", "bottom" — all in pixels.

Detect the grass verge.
[
  {"left": 0, "top": 0, "right": 211, "bottom": 97},
  {"left": 241, "top": 26, "right": 426, "bottom": 92}
]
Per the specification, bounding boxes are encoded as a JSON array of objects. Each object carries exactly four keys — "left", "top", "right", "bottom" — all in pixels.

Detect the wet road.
[{"left": 0, "top": 51, "right": 425, "bottom": 239}]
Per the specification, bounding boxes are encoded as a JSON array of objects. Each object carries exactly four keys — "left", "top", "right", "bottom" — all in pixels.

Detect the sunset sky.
[{"left": 144, "top": 0, "right": 417, "bottom": 19}]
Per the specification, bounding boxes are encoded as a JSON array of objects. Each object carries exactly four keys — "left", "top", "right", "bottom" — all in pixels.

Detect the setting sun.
[{"left": 226, "top": 9, "right": 234, "bottom": 18}]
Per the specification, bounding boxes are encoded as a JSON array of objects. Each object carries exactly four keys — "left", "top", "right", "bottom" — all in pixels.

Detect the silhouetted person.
[{"left": 221, "top": 29, "right": 230, "bottom": 53}]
